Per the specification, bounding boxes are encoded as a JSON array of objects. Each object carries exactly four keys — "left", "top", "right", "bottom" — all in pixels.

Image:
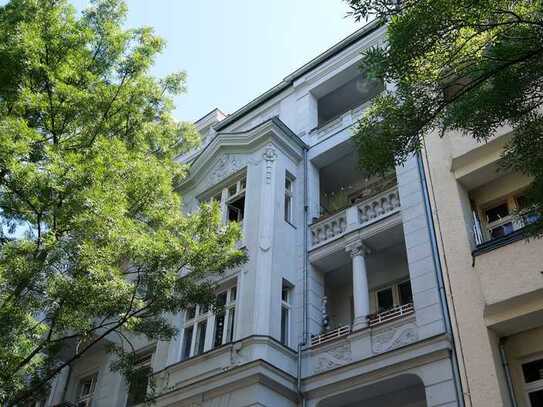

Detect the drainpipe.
[
  {"left": 297, "top": 146, "right": 309, "bottom": 407},
  {"left": 416, "top": 154, "right": 466, "bottom": 407},
  {"left": 499, "top": 338, "right": 519, "bottom": 407}
]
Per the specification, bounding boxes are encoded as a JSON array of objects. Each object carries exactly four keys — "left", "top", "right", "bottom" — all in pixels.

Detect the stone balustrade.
[{"left": 310, "top": 186, "right": 400, "bottom": 248}]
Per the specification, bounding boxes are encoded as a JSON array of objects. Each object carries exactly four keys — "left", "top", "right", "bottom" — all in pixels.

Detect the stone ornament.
[
  {"left": 371, "top": 322, "right": 419, "bottom": 354},
  {"left": 262, "top": 145, "right": 277, "bottom": 184},
  {"left": 314, "top": 342, "right": 352, "bottom": 374}
]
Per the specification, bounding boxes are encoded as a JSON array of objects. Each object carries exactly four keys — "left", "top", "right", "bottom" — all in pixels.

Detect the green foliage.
[
  {"left": 346, "top": 0, "right": 543, "bottom": 234},
  {"left": 0, "top": 0, "right": 245, "bottom": 403}
]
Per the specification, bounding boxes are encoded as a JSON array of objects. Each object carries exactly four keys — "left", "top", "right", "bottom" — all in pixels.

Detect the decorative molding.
[
  {"left": 262, "top": 145, "right": 277, "bottom": 185},
  {"left": 209, "top": 154, "right": 247, "bottom": 186},
  {"left": 371, "top": 322, "right": 419, "bottom": 354},
  {"left": 345, "top": 240, "right": 370, "bottom": 258},
  {"left": 313, "top": 342, "right": 352, "bottom": 374}
]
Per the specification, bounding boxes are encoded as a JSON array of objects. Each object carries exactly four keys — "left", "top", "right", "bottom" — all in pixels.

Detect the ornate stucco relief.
[
  {"left": 313, "top": 342, "right": 352, "bottom": 374},
  {"left": 262, "top": 144, "right": 277, "bottom": 185},
  {"left": 371, "top": 322, "right": 418, "bottom": 354}
]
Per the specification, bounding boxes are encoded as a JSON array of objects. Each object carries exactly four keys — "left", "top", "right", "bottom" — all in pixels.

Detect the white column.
[{"left": 346, "top": 240, "right": 370, "bottom": 331}]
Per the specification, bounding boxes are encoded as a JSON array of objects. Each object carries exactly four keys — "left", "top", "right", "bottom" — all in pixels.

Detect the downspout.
[
  {"left": 297, "top": 146, "right": 309, "bottom": 407},
  {"left": 416, "top": 154, "right": 466, "bottom": 407},
  {"left": 499, "top": 338, "right": 519, "bottom": 407}
]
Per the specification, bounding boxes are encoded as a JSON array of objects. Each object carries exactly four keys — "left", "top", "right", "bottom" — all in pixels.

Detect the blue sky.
[{"left": 68, "top": 1, "right": 364, "bottom": 122}]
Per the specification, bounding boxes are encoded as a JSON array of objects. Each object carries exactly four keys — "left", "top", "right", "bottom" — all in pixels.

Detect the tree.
[
  {"left": 0, "top": 0, "right": 246, "bottom": 404},
  {"left": 346, "top": 0, "right": 543, "bottom": 234}
]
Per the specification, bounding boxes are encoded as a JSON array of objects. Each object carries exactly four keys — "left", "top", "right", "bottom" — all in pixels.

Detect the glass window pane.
[
  {"left": 216, "top": 292, "right": 227, "bottom": 307},
  {"left": 523, "top": 359, "right": 543, "bottom": 383},
  {"left": 377, "top": 288, "right": 394, "bottom": 312},
  {"left": 181, "top": 326, "right": 193, "bottom": 360},
  {"left": 195, "top": 321, "right": 207, "bottom": 355},
  {"left": 398, "top": 281, "right": 413, "bottom": 305},
  {"left": 485, "top": 203, "right": 509, "bottom": 223},
  {"left": 227, "top": 308, "right": 236, "bottom": 343},
  {"left": 213, "top": 313, "right": 225, "bottom": 348},
  {"left": 285, "top": 178, "right": 292, "bottom": 191},
  {"left": 282, "top": 287, "right": 289, "bottom": 303},
  {"left": 228, "top": 184, "right": 237, "bottom": 197},
  {"left": 284, "top": 195, "right": 292, "bottom": 222},
  {"left": 281, "top": 306, "right": 289, "bottom": 345},
  {"left": 240, "top": 178, "right": 246, "bottom": 191},
  {"left": 229, "top": 286, "right": 237, "bottom": 303},
  {"left": 529, "top": 389, "right": 543, "bottom": 407}
]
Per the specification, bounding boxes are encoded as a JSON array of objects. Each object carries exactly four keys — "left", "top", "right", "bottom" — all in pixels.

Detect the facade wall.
[
  {"left": 423, "top": 124, "right": 543, "bottom": 407},
  {"left": 46, "top": 23, "right": 461, "bottom": 407}
]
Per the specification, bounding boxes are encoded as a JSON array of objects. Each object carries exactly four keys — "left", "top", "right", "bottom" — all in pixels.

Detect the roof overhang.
[{"left": 178, "top": 117, "right": 307, "bottom": 192}]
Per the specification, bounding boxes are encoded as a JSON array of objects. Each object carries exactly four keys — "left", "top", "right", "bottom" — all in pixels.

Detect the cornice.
[{"left": 178, "top": 118, "right": 306, "bottom": 192}]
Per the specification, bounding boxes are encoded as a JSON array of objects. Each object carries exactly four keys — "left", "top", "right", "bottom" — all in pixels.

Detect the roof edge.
[{"left": 214, "top": 19, "right": 383, "bottom": 132}]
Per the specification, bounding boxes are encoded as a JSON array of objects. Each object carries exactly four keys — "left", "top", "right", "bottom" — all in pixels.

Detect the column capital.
[{"left": 345, "top": 240, "right": 370, "bottom": 258}]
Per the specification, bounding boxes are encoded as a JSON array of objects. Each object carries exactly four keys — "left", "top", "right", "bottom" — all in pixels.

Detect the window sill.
[{"left": 472, "top": 228, "right": 527, "bottom": 257}]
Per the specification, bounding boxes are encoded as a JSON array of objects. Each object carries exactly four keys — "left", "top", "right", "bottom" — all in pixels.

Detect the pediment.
[{"left": 179, "top": 118, "right": 305, "bottom": 193}]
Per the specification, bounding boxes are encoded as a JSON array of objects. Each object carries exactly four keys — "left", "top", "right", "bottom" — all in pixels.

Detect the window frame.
[
  {"left": 476, "top": 192, "right": 533, "bottom": 243},
  {"left": 180, "top": 282, "right": 238, "bottom": 360},
  {"left": 373, "top": 279, "right": 413, "bottom": 314},
  {"left": 284, "top": 173, "right": 294, "bottom": 225},
  {"left": 280, "top": 284, "right": 292, "bottom": 347},
  {"left": 521, "top": 354, "right": 543, "bottom": 407},
  {"left": 206, "top": 174, "right": 247, "bottom": 228},
  {"left": 76, "top": 372, "right": 98, "bottom": 406},
  {"left": 125, "top": 352, "right": 153, "bottom": 407}
]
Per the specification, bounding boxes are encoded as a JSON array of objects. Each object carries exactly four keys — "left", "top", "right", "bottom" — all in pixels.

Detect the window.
[
  {"left": 206, "top": 176, "right": 246, "bottom": 225},
  {"left": 212, "top": 286, "right": 237, "bottom": 348},
  {"left": 126, "top": 353, "right": 152, "bottom": 407},
  {"left": 398, "top": 280, "right": 413, "bottom": 305},
  {"left": 181, "top": 283, "right": 237, "bottom": 360},
  {"left": 281, "top": 283, "right": 292, "bottom": 346},
  {"left": 284, "top": 175, "right": 294, "bottom": 224},
  {"left": 475, "top": 192, "right": 539, "bottom": 243},
  {"left": 76, "top": 373, "right": 98, "bottom": 407},
  {"left": 374, "top": 280, "right": 413, "bottom": 314},
  {"left": 522, "top": 357, "right": 543, "bottom": 406}
]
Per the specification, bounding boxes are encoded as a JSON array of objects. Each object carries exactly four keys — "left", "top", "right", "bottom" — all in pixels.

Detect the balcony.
[
  {"left": 309, "top": 303, "right": 415, "bottom": 348},
  {"left": 310, "top": 186, "right": 401, "bottom": 248}
]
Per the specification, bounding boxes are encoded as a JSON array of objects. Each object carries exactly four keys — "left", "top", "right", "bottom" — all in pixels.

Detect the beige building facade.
[{"left": 423, "top": 128, "right": 543, "bottom": 407}]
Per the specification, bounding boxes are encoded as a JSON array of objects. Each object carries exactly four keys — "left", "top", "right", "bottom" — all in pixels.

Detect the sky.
[{"left": 67, "top": 0, "right": 364, "bottom": 122}]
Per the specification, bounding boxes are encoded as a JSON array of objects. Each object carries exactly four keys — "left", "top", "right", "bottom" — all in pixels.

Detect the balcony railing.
[
  {"left": 312, "top": 103, "right": 368, "bottom": 141},
  {"left": 310, "top": 186, "right": 401, "bottom": 247},
  {"left": 310, "top": 324, "right": 351, "bottom": 347},
  {"left": 309, "top": 303, "right": 415, "bottom": 348},
  {"left": 368, "top": 303, "right": 414, "bottom": 327}
]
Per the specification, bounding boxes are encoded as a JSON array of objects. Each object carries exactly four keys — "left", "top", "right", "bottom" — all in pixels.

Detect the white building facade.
[{"left": 47, "top": 22, "right": 462, "bottom": 407}]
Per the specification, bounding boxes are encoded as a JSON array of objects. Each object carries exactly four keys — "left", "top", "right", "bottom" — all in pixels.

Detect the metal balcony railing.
[
  {"left": 368, "top": 303, "right": 414, "bottom": 327},
  {"left": 309, "top": 303, "right": 415, "bottom": 348},
  {"left": 310, "top": 324, "right": 351, "bottom": 347}
]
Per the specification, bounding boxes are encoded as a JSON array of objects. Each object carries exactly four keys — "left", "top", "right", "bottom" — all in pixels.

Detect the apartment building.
[
  {"left": 45, "top": 22, "right": 462, "bottom": 407},
  {"left": 423, "top": 124, "right": 543, "bottom": 407}
]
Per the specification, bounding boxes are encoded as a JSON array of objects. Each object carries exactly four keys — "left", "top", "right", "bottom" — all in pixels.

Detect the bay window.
[{"left": 180, "top": 283, "right": 237, "bottom": 360}]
